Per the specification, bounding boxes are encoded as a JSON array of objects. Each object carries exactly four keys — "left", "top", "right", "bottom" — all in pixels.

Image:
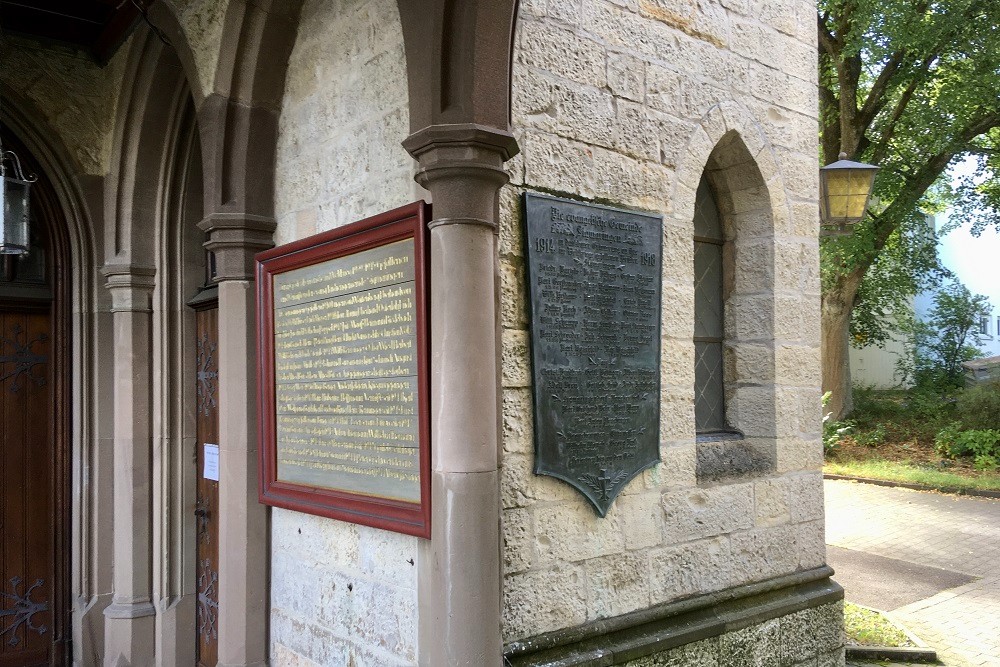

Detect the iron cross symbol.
[{"left": 0, "top": 324, "right": 48, "bottom": 394}]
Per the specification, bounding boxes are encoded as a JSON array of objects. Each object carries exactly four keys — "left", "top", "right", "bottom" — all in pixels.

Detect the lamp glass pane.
[
  {"left": 0, "top": 177, "right": 30, "bottom": 255},
  {"left": 823, "top": 169, "right": 875, "bottom": 224}
]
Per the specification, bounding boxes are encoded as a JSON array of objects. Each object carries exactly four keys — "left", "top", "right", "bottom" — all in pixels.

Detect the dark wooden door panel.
[
  {"left": 0, "top": 311, "right": 53, "bottom": 667},
  {"left": 195, "top": 306, "right": 220, "bottom": 667}
]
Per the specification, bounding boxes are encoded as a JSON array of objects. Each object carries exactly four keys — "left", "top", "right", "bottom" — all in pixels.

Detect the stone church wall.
[
  {"left": 499, "top": 0, "right": 834, "bottom": 656},
  {"left": 270, "top": 0, "right": 421, "bottom": 664}
]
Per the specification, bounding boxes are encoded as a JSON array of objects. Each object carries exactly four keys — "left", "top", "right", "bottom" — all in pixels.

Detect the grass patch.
[
  {"left": 824, "top": 388, "right": 1000, "bottom": 493},
  {"left": 844, "top": 603, "right": 914, "bottom": 648},
  {"left": 824, "top": 459, "right": 1000, "bottom": 492}
]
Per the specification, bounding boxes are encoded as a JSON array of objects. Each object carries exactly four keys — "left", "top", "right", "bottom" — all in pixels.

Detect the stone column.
[
  {"left": 198, "top": 213, "right": 274, "bottom": 667},
  {"left": 403, "top": 124, "right": 518, "bottom": 666},
  {"left": 101, "top": 264, "right": 157, "bottom": 667}
]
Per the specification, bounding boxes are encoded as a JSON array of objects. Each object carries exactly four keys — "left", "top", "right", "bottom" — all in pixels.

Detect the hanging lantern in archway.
[
  {"left": 819, "top": 152, "right": 879, "bottom": 236},
  {"left": 0, "top": 144, "right": 37, "bottom": 255}
]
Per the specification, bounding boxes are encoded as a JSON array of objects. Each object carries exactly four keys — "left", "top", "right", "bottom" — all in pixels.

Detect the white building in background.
[
  {"left": 849, "top": 303, "right": 914, "bottom": 389},
  {"left": 850, "top": 205, "right": 1000, "bottom": 390},
  {"left": 916, "top": 200, "right": 1000, "bottom": 358}
]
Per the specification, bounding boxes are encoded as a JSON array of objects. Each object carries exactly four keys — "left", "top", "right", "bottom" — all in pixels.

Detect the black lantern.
[
  {"left": 819, "top": 152, "right": 879, "bottom": 236},
  {"left": 0, "top": 146, "right": 36, "bottom": 255}
]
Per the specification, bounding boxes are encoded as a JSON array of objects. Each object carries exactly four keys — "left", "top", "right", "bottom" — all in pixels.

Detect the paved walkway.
[{"left": 826, "top": 479, "right": 1000, "bottom": 667}]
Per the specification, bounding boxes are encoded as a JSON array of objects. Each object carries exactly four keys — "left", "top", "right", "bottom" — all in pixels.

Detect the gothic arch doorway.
[{"left": 0, "top": 130, "right": 72, "bottom": 667}]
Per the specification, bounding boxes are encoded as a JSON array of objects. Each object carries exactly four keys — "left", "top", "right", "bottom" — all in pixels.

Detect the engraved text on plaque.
[{"left": 524, "top": 193, "right": 662, "bottom": 516}]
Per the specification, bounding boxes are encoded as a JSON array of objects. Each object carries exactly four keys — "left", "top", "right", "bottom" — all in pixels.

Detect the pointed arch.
[{"left": 671, "top": 101, "right": 788, "bottom": 482}]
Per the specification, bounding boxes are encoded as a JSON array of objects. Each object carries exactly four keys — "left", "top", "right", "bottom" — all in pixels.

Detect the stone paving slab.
[
  {"left": 826, "top": 479, "right": 1000, "bottom": 667},
  {"left": 828, "top": 544, "right": 976, "bottom": 611}
]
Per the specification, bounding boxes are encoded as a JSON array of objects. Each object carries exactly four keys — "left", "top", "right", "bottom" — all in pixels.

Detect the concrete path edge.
[{"left": 823, "top": 473, "right": 1000, "bottom": 499}]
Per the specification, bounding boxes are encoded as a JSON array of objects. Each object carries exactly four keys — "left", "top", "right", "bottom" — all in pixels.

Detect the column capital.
[
  {"left": 402, "top": 123, "right": 519, "bottom": 163},
  {"left": 198, "top": 212, "right": 276, "bottom": 281},
  {"left": 403, "top": 124, "right": 519, "bottom": 231},
  {"left": 100, "top": 263, "right": 156, "bottom": 313}
]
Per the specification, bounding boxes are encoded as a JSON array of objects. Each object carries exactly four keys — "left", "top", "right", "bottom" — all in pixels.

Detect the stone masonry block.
[
  {"left": 776, "top": 437, "right": 823, "bottom": 473},
  {"left": 502, "top": 329, "right": 532, "bottom": 388},
  {"left": 646, "top": 66, "right": 684, "bottom": 117},
  {"left": 796, "top": 518, "right": 826, "bottom": 570},
  {"left": 357, "top": 526, "right": 419, "bottom": 588},
  {"left": 660, "top": 281, "right": 695, "bottom": 338},
  {"left": 663, "top": 338, "right": 695, "bottom": 389},
  {"left": 779, "top": 607, "right": 822, "bottom": 664},
  {"left": 754, "top": 478, "right": 791, "bottom": 527},
  {"left": 549, "top": 0, "right": 585, "bottom": 25},
  {"left": 583, "top": 1, "right": 680, "bottom": 63},
  {"left": 522, "top": 130, "right": 597, "bottom": 196},
  {"left": 787, "top": 472, "right": 824, "bottom": 523},
  {"left": 500, "top": 257, "right": 529, "bottom": 330},
  {"left": 500, "top": 185, "right": 525, "bottom": 257},
  {"left": 534, "top": 502, "right": 626, "bottom": 563},
  {"left": 729, "top": 294, "right": 774, "bottom": 340},
  {"left": 619, "top": 492, "right": 665, "bottom": 550},
  {"left": 512, "top": 67, "right": 556, "bottom": 127},
  {"left": 728, "top": 385, "right": 776, "bottom": 438},
  {"left": 648, "top": 535, "right": 732, "bottom": 603},
  {"left": 660, "top": 389, "right": 696, "bottom": 440},
  {"left": 518, "top": 20, "right": 608, "bottom": 87},
  {"left": 747, "top": 0, "right": 798, "bottom": 37},
  {"left": 585, "top": 551, "right": 652, "bottom": 619},
  {"left": 661, "top": 483, "right": 755, "bottom": 543},
  {"left": 614, "top": 99, "right": 662, "bottom": 161},
  {"left": 502, "top": 388, "right": 534, "bottom": 455},
  {"left": 775, "top": 344, "right": 820, "bottom": 387},
  {"left": 729, "top": 524, "right": 799, "bottom": 585},
  {"left": 608, "top": 50, "right": 646, "bottom": 102},
  {"left": 503, "top": 507, "right": 534, "bottom": 574},
  {"left": 660, "top": 441, "right": 697, "bottom": 487},
  {"left": 728, "top": 343, "right": 775, "bottom": 384},
  {"left": 719, "top": 618, "right": 781, "bottom": 667},
  {"left": 624, "top": 637, "right": 721, "bottom": 666},
  {"left": 550, "top": 81, "right": 618, "bottom": 151},
  {"left": 502, "top": 563, "right": 588, "bottom": 642},
  {"left": 502, "top": 452, "right": 581, "bottom": 509}
]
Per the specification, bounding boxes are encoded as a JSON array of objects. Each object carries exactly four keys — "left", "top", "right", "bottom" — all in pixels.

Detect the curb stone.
[{"left": 823, "top": 473, "right": 1000, "bottom": 499}]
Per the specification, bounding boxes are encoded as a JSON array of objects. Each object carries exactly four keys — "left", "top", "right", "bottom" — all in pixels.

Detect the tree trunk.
[{"left": 821, "top": 280, "right": 860, "bottom": 421}]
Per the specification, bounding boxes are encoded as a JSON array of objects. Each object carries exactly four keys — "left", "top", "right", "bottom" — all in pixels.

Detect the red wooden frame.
[{"left": 256, "top": 202, "right": 431, "bottom": 538}]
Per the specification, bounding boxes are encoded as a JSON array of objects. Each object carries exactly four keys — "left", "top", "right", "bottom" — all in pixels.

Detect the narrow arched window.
[{"left": 694, "top": 175, "right": 725, "bottom": 433}]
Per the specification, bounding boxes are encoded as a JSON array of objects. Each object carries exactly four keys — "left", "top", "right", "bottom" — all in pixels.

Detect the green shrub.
[
  {"left": 975, "top": 454, "right": 999, "bottom": 471},
  {"left": 822, "top": 391, "right": 852, "bottom": 454},
  {"left": 905, "top": 389, "right": 954, "bottom": 422},
  {"left": 853, "top": 423, "right": 887, "bottom": 448},
  {"left": 935, "top": 423, "right": 1000, "bottom": 462},
  {"left": 955, "top": 381, "right": 1000, "bottom": 430}
]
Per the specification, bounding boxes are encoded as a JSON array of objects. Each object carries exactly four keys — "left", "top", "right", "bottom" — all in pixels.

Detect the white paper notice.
[{"left": 203, "top": 444, "right": 220, "bottom": 481}]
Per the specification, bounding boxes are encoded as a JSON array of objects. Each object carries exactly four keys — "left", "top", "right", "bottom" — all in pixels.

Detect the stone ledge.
[{"left": 504, "top": 566, "right": 843, "bottom": 665}]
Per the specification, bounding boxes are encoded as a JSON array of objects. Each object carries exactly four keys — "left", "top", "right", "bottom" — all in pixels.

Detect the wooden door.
[
  {"left": 0, "top": 309, "right": 54, "bottom": 667},
  {"left": 195, "top": 306, "right": 220, "bottom": 667}
]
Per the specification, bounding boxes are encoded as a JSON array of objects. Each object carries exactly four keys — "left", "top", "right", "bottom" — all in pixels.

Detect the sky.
[{"left": 926, "top": 156, "right": 1000, "bottom": 356}]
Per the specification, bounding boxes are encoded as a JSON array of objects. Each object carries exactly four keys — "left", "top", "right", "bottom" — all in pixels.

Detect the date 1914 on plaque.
[{"left": 524, "top": 193, "right": 662, "bottom": 516}]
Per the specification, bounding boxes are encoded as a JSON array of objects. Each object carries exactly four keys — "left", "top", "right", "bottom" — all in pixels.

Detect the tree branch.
[
  {"left": 855, "top": 51, "right": 907, "bottom": 133},
  {"left": 870, "top": 54, "right": 936, "bottom": 164}
]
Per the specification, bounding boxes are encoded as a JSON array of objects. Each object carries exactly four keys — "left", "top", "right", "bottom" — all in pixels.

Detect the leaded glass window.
[{"left": 694, "top": 176, "right": 725, "bottom": 432}]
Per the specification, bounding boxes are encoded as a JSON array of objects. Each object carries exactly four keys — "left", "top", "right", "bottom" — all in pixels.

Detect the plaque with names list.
[
  {"left": 523, "top": 193, "right": 662, "bottom": 517},
  {"left": 256, "top": 202, "right": 430, "bottom": 538}
]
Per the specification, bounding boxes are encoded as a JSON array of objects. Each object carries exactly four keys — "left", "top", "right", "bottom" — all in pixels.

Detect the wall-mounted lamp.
[
  {"left": 820, "top": 152, "right": 879, "bottom": 236},
  {"left": 0, "top": 144, "right": 37, "bottom": 256}
]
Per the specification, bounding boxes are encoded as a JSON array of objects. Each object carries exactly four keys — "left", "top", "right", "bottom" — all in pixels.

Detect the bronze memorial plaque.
[
  {"left": 256, "top": 203, "right": 431, "bottom": 537},
  {"left": 523, "top": 193, "right": 662, "bottom": 516}
]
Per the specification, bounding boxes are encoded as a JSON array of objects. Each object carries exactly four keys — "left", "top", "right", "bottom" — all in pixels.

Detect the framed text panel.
[{"left": 256, "top": 201, "right": 431, "bottom": 538}]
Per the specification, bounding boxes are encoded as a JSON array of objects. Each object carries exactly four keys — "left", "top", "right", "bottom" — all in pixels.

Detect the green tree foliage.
[
  {"left": 897, "top": 281, "right": 989, "bottom": 388},
  {"left": 818, "top": 0, "right": 1000, "bottom": 418}
]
